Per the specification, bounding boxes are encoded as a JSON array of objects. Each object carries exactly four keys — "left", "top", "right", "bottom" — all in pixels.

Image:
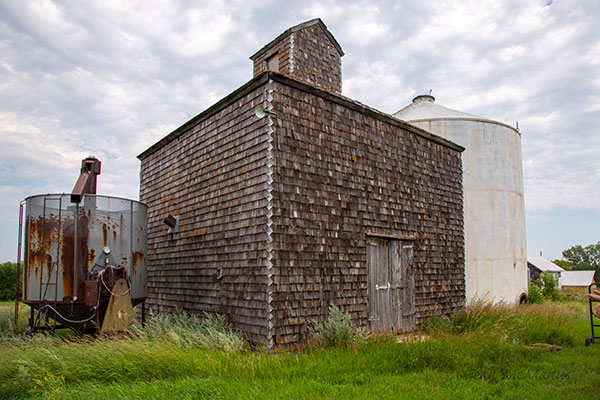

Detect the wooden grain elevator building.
[{"left": 138, "top": 19, "right": 465, "bottom": 345}]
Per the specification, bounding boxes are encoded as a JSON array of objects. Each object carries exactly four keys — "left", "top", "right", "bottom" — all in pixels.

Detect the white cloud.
[{"left": 0, "top": 0, "right": 599, "bottom": 261}]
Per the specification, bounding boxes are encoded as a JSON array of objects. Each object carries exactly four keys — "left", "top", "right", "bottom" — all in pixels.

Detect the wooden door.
[{"left": 367, "top": 238, "right": 415, "bottom": 332}]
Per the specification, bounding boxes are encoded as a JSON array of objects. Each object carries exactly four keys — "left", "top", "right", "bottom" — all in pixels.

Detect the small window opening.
[{"left": 265, "top": 53, "right": 279, "bottom": 71}]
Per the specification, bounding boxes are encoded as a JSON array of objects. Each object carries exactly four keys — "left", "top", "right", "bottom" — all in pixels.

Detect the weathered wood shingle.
[
  {"left": 268, "top": 77, "right": 464, "bottom": 344},
  {"left": 139, "top": 70, "right": 464, "bottom": 346},
  {"left": 140, "top": 86, "right": 272, "bottom": 342}
]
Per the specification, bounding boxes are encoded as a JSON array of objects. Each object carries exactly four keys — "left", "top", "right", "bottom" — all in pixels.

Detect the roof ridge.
[{"left": 249, "top": 18, "right": 343, "bottom": 60}]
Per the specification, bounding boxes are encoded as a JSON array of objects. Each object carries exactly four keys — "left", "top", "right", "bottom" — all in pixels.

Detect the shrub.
[
  {"left": 539, "top": 272, "right": 560, "bottom": 300},
  {"left": 0, "top": 262, "right": 21, "bottom": 301},
  {"left": 528, "top": 280, "right": 544, "bottom": 304},
  {"left": 308, "top": 304, "right": 365, "bottom": 347}
]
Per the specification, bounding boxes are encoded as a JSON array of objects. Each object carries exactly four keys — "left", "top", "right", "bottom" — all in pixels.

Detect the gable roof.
[
  {"left": 561, "top": 270, "right": 595, "bottom": 287},
  {"left": 138, "top": 71, "right": 464, "bottom": 160},
  {"left": 250, "top": 18, "right": 344, "bottom": 60},
  {"left": 527, "top": 256, "right": 565, "bottom": 273}
]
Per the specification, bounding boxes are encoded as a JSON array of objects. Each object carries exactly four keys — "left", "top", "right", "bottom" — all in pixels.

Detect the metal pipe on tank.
[
  {"left": 39, "top": 200, "right": 46, "bottom": 302},
  {"left": 14, "top": 200, "right": 24, "bottom": 324},
  {"left": 129, "top": 200, "right": 133, "bottom": 275},
  {"left": 73, "top": 204, "right": 78, "bottom": 302},
  {"left": 55, "top": 197, "right": 62, "bottom": 306}
]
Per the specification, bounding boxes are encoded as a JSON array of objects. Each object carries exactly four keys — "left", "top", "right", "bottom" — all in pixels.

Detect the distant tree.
[
  {"left": 558, "top": 242, "right": 600, "bottom": 281},
  {"left": 0, "top": 262, "right": 21, "bottom": 301},
  {"left": 552, "top": 259, "right": 571, "bottom": 270}
]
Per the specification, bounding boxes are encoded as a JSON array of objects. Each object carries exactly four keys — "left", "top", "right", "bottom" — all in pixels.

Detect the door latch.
[{"left": 375, "top": 282, "right": 390, "bottom": 291}]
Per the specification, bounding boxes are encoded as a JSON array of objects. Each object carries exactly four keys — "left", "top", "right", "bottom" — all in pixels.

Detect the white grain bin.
[{"left": 395, "top": 95, "right": 527, "bottom": 304}]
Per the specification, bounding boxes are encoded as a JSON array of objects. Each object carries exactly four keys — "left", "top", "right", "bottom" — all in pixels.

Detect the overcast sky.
[{"left": 1, "top": 0, "right": 598, "bottom": 262}]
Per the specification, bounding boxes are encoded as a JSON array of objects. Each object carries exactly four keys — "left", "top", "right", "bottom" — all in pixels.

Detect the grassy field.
[{"left": 1, "top": 299, "right": 599, "bottom": 399}]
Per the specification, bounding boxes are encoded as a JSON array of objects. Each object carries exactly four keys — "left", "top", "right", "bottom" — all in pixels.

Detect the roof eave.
[
  {"left": 137, "top": 73, "right": 270, "bottom": 160},
  {"left": 139, "top": 71, "right": 464, "bottom": 161},
  {"left": 267, "top": 72, "right": 463, "bottom": 152}
]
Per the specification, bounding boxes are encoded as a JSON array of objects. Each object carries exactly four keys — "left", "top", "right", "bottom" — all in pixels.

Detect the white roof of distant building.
[
  {"left": 527, "top": 256, "right": 565, "bottom": 273},
  {"left": 561, "top": 270, "right": 595, "bottom": 287}
]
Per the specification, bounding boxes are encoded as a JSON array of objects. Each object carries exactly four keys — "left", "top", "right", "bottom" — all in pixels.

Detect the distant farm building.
[
  {"left": 138, "top": 19, "right": 465, "bottom": 345},
  {"left": 561, "top": 270, "right": 595, "bottom": 294},
  {"left": 527, "top": 256, "right": 564, "bottom": 288}
]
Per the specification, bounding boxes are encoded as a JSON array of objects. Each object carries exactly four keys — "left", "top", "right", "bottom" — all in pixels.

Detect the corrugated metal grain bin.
[
  {"left": 395, "top": 95, "right": 527, "bottom": 304},
  {"left": 20, "top": 189, "right": 147, "bottom": 332}
]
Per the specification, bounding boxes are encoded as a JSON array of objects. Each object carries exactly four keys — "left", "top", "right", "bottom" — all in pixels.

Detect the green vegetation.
[
  {"left": 528, "top": 272, "right": 562, "bottom": 304},
  {"left": 0, "top": 300, "right": 29, "bottom": 338},
  {"left": 427, "top": 298, "right": 577, "bottom": 346},
  {"left": 539, "top": 271, "right": 561, "bottom": 300},
  {"left": 0, "top": 299, "right": 598, "bottom": 399},
  {"left": 308, "top": 304, "right": 365, "bottom": 347},
  {"left": 137, "top": 308, "right": 245, "bottom": 351},
  {"left": 528, "top": 279, "right": 544, "bottom": 304},
  {"left": 0, "top": 261, "right": 20, "bottom": 301},
  {"left": 554, "top": 241, "right": 599, "bottom": 280}
]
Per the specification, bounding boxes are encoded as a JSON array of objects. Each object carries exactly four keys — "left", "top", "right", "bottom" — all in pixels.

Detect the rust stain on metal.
[
  {"left": 27, "top": 214, "right": 60, "bottom": 293},
  {"left": 120, "top": 214, "right": 125, "bottom": 247},
  {"left": 113, "top": 229, "right": 117, "bottom": 243},
  {"left": 23, "top": 216, "right": 30, "bottom": 299},
  {"left": 131, "top": 251, "right": 144, "bottom": 276},
  {"left": 60, "top": 217, "right": 75, "bottom": 298},
  {"left": 76, "top": 213, "right": 90, "bottom": 300},
  {"left": 102, "top": 223, "right": 108, "bottom": 246},
  {"left": 60, "top": 213, "right": 90, "bottom": 299}
]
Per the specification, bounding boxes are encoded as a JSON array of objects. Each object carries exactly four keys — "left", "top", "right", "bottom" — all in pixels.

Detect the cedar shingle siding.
[
  {"left": 138, "top": 19, "right": 465, "bottom": 346},
  {"left": 251, "top": 19, "right": 343, "bottom": 94}
]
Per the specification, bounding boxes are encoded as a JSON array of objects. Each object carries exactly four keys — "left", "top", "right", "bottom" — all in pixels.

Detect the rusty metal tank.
[{"left": 21, "top": 193, "right": 147, "bottom": 332}]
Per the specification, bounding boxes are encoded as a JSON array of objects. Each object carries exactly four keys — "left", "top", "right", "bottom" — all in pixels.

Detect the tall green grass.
[
  {"left": 425, "top": 298, "right": 578, "bottom": 346},
  {"left": 0, "top": 299, "right": 597, "bottom": 399},
  {"left": 0, "top": 301, "right": 29, "bottom": 339},
  {"left": 137, "top": 309, "right": 245, "bottom": 351}
]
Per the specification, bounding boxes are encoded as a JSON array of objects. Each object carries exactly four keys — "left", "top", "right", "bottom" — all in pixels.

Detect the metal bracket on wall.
[{"left": 163, "top": 215, "right": 179, "bottom": 234}]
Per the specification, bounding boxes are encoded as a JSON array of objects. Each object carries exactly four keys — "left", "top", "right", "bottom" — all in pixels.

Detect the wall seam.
[
  {"left": 289, "top": 33, "right": 295, "bottom": 74},
  {"left": 265, "top": 79, "right": 275, "bottom": 347}
]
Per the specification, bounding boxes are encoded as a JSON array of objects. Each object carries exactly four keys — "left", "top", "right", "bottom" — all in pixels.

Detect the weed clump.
[
  {"left": 422, "top": 314, "right": 451, "bottom": 335},
  {"left": 0, "top": 307, "right": 29, "bottom": 340},
  {"left": 308, "top": 304, "right": 365, "bottom": 348},
  {"left": 139, "top": 308, "right": 245, "bottom": 351}
]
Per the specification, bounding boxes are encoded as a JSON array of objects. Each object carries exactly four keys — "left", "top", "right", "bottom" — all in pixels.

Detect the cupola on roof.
[{"left": 250, "top": 18, "right": 344, "bottom": 94}]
